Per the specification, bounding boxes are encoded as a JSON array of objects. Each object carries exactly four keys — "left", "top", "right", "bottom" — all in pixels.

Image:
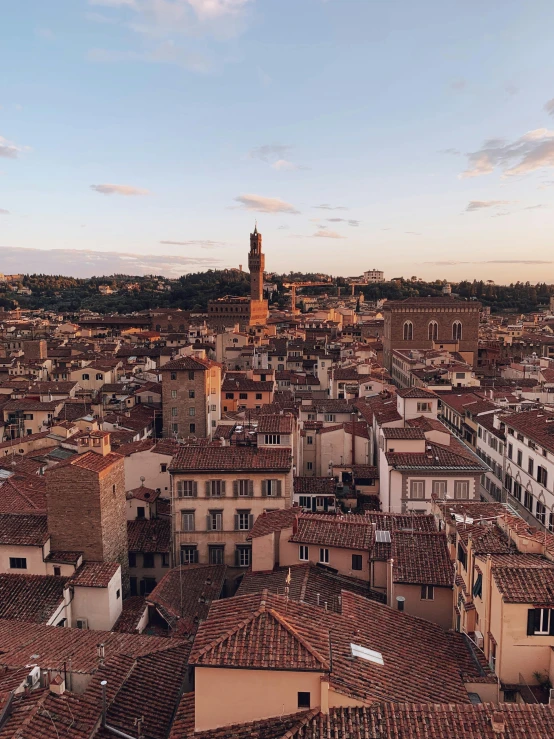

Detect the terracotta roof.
[
  {"left": 161, "top": 356, "right": 213, "bottom": 372},
  {"left": 294, "top": 477, "right": 335, "bottom": 495},
  {"left": 190, "top": 590, "right": 492, "bottom": 704},
  {"left": 46, "top": 450, "right": 124, "bottom": 475},
  {"left": 256, "top": 415, "right": 294, "bottom": 434},
  {"left": 67, "top": 561, "right": 119, "bottom": 588},
  {"left": 222, "top": 377, "right": 274, "bottom": 392},
  {"left": 382, "top": 427, "right": 426, "bottom": 439},
  {"left": 248, "top": 507, "right": 300, "bottom": 539},
  {"left": 169, "top": 446, "right": 292, "bottom": 472},
  {"left": 492, "top": 566, "right": 554, "bottom": 604},
  {"left": 147, "top": 564, "right": 226, "bottom": 635},
  {"left": 397, "top": 387, "right": 437, "bottom": 399},
  {"left": 501, "top": 409, "right": 554, "bottom": 454},
  {"left": 127, "top": 518, "right": 170, "bottom": 554},
  {"left": 386, "top": 441, "right": 486, "bottom": 471},
  {"left": 112, "top": 596, "right": 148, "bottom": 634},
  {"left": 290, "top": 514, "right": 373, "bottom": 551},
  {"left": 0, "top": 574, "right": 67, "bottom": 623},
  {"left": 355, "top": 395, "right": 402, "bottom": 425},
  {"left": 457, "top": 523, "right": 513, "bottom": 555},
  {"left": 392, "top": 531, "right": 453, "bottom": 587},
  {"left": 126, "top": 485, "right": 160, "bottom": 502},
  {"left": 0, "top": 512, "right": 49, "bottom": 546}
]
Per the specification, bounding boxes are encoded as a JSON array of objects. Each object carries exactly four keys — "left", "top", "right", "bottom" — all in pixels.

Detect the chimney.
[
  {"left": 396, "top": 596, "right": 405, "bottom": 612},
  {"left": 49, "top": 674, "right": 65, "bottom": 696},
  {"left": 491, "top": 712, "right": 505, "bottom": 734}
]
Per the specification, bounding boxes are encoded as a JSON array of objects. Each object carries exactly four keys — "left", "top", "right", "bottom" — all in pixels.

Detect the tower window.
[{"left": 403, "top": 321, "right": 413, "bottom": 341}]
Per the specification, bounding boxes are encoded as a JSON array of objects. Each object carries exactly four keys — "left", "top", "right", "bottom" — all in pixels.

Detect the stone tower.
[{"left": 248, "top": 225, "right": 265, "bottom": 303}]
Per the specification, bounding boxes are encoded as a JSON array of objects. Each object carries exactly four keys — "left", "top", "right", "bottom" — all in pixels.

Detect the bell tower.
[{"left": 248, "top": 225, "right": 264, "bottom": 303}]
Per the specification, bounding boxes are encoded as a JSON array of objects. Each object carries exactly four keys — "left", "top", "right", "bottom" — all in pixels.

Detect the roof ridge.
[
  {"left": 191, "top": 608, "right": 264, "bottom": 661},
  {"left": 278, "top": 708, "right": 321, "bottom": 739},
  {"left": 266, "top": 608, "right": 329, "bottom": 669}
]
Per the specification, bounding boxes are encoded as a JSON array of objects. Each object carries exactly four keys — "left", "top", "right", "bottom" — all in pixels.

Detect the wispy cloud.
[
  {"left": 545, "top": 98, "right": 554, "bottom": 116},
  {"left": 90, "top": 183, "right": 150, "bottom": 196},
  {"left": 313, "top": 229, "right": 345, "bottom": 239},
  {"left": 250, "top": 144, "right": 306, "bottom": 171},
  {"left": 0, "top": 209, "right": 10, "bottom": 215},
  {"left": 465, "top": 200, "right": 513, "bottom": 212},
  {"left": 313, "top": 203, "right": 348, "bottom": 211},
  {"left": 440, "top": 148, "right": 461, "bottom": 155},
  {"left": 524, "top": 204, "right": 546, "bottom": 210},
  {"left": 325, "top": 217, "right": 359, "bottom": 227},
  {"left": 160, "top": 239, "right": 222, "bottom": 248},
  {"left": 462, "top": 127, "right": 554, "bottom": 178},
  {"left": 0, "top": 135, "right": 30, "bottom": 159},
  {"left": 405, "top": 231, "right": 421, "bottom": 236},
  {"left": 234, "top": 194, "right": 299, "bottom": 214}
]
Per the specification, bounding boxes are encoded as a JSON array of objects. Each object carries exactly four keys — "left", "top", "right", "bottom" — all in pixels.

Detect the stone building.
[
  {"left": 160, "top": 355, "right": 222, "bottom": 439},
  {"left": 207, "top": 227, "right": 269, "bottom": 328},
  {"left": 382, "top": 297, "right": 481, "bottom": 373},
  {"left": 45, "top": 431, "right": 129, "bottom": 592}
]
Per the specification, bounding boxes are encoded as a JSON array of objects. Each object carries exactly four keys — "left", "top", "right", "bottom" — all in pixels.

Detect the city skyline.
[{"left": 3, "top": 1, "right": 554, "bottom": 281}]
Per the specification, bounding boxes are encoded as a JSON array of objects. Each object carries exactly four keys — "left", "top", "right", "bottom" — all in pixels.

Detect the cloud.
[
  {"left": 325, "top": 217, "right": 359, "bottom": 227},
  {"left": 465, "top": 200, "right": 513, "bottom": 212},
  {"left": 271, "top": 159, "right": 301, "bottom": 171},
  {"left": 90, "top": 183, "right": 150, "bottom": 196},
  {"left": 0, "top": 246, "right": 221, "bottom": 278},
  {"left": 250, "top": 144, "right": 290, "bottom": 162},
  {"left": 461, "top": 128, "right": 554, "bottom": 178},
  {"left": 424, "top": 259, "right": 552, "bottom": 265},
  {"left": 0, "top": 209, "right": 9, "bottom": 215},
  {"left": 313, "top": 203, "right": 348, "bottom": 211},
  {"left": 405, "top": 231, "right": 421, "bottom": 235},
  {"left": 524, "top": 204, "right": 546, "bottom": 210},
  {"left": 277, "top": 225, "right": 289, "bottom": 230},
  {"left": 439, "top": 148, "right": 461, "bottom": 155},
  {"left": 450, "top": 78, "right": 466, "bottom": 91},
  {"left": 0, "top": 135, "right": 29, "bottom": 159},
  {"left": 160, "top": 239, "right": 222, "bottom": 248},
  {"left": 234, "top": 194, "right": 299, "bottom": 214},
  {"left": 313, "top": 229, "right": 345, "bottom": 239},
  {"left": 545, "top": 98, "right": 554, "bottom": 116}
]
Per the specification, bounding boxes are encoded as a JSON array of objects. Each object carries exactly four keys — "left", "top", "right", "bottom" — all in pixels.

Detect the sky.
[{"left": 3, "top": 1, "right": 554, "bottom": 282}]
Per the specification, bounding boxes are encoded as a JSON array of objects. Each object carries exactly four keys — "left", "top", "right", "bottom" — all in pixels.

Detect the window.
[
  {"left": 265, "top": 434, "right": 281, "bottom": 445},
  {"left": 162, "top": 553, "right": 170, "bottom": 567},
  {"left": 207, "top": 480, "right": 226, "bottom": 497},
  {"left": 513, "top": 480, "right": 522, "bottom": 502},
  {"left": 319, "top": 548, "right": 329, "bottom": 564},
  {"left": 137, "top": 506, "right": 145, "bottom": 519},
  {"left": 143, "top": 553, "right": 155, "bottom": 569},
  {"left": 432, "top": 480, "right": 447, "bottom": 497},
  {"left": 235, "top": 545, "right": 251, "bottom": 567},
  {"left": 536, "top": 500, "right": 546, "bottom": 525},
  {"left": 299, "top": 545, "right": 309, "bottom": 561},
  {"left": 297, "top": 692, "right": 311, "bottom": 709},
  {"left": 306, "top": 462, "right": 313, "bottom": 471},
  {"left": 452, "top": 321, "right": 463, "bottom": 340},
  {"left": 410, "top": 480, "right": 425, "bottom": 499},
  {"left": 207, "top": 510, "right": 223, "bottom": 531},
  {"left": 54, "top": 566, "right": 61, "bottom": 577},
  {"left": 324, "top": 414, "right": 336, "bottom": 422},
  {"left": 171, "top": 407, "right": 178, "bottom": 417},
  {"left": 181, "top": 545, "right": 198, "bottom": 564},
  {"left": 181, "top": 511, "right": 195, "bottom": 531},
  {"left": 524, "top": 489, "right": 533, "bottom": 512},
  {"left": 528, "top": 458, "right": 534, "bottom": 476},
  {"left": 235, "top": 511, "right": 253, "bottom": 531},
  {"left": 188, "top": 371, "right": 195, "bottom": 381},
  {"left": 188, "top": 389, "right": 195, "bottom": 399},
  {"left": 129, "top": 552, "right": 136, "bottom": 568},
  {"left": 421, "top": 585, "right": 434, "bottom": 600},
  {"left": 538, "top": 466, "right": 548, "bottom": 487},
  {"left": 507, "top": 443, "right": 513, "bottom": 460},
  {"left": 160, "top": 463, "right": 167, "bottom": 473},
  {"left": 454, "top": 481, "right": 469, "bottom": 500},
  {"left": 473, "top": 573, "right": 483, "bottom": 599},
  {"left": 428, "top": 321, "right": 438, "bottom": 341},
  {"left": 226, "top": 392, "right": 234, "bottom": 399},
  {"left": 527, "top": 608, "right": 554, "bottom": 636},
  {"left": 171, "top": 389, "right": 177, "bottom": 399},
  {"left": 233, "top": 479, "right": 252, "bottom": 497},
  {"left": 307, "top": 436, "right": 313, "bottom": 445},
  {"left": 116, "top": 588, "right": 121, "bottom": 599},
  {"left": 96, "top": 373, "right": 103, "bottom": 381},
  {"left": 255, "top": 393, "right": 262, "bottom": 400},
  {"left": 189, "top": 407, "right": 196, "bottom": 416},
  {"left": 417, "top": 402, "right": 432, "bottom": 413},
  {"left": 170, "top": 372, "right": 177, "bottom": 380},
  {"left": 172, "top": 423, "right": 179, "bottom": 434},
  {"left": 177, "top": 480, "right": 197, "bottom": 497},
  {"left": 189, "top": 423, "right": 196, "bottom": 433},
  {"left": 352, "top": 554, "right": 363, "bottom": 571},
  {"left": 82, "top": 373, "right": 89, "bottom": 381},
  {"left": 457, "top": 543, "right": 467, "bottom": 570},
  {"left": 209, "top": 546, "right": 224, "bottom": 565},
  {"left": 262, "top": 479, "right": 282, "bottom": 497},
  {"left": 517, "top": 450, "right": 523, "bottom": 467},
  {"left": 403, "top": 321, "right": 413, "bottom": 341},
  {"left": 455, "top": 372, "right": 465, "bottom": 379},
  {"left": 239, "top": 393, "right": 248, "bottom": 400}
]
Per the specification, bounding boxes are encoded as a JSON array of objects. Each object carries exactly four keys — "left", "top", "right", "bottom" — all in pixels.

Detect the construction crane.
[{"left": 282, "top": 281, "right": 333, "bottom": 315}]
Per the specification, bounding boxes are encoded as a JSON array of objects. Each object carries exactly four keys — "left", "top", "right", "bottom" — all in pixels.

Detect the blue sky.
[{"left": 2, "top": 0, "right": 554, "bottom": 281}]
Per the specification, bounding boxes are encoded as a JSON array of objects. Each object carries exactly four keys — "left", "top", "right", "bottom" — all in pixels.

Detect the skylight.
[
  {"left": 375, "top": 530, "right": 391, "bottom": 543},
  {"left": 351, "top": 643, "right": 384, "bottom": 665}
]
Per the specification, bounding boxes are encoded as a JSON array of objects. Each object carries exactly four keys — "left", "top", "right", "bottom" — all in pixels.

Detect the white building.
[{"left": 363, "top": 269, "right": 385, "bottom": 283}]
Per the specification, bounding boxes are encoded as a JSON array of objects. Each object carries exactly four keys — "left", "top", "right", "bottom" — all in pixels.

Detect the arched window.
[
  {"left": 452, "top": 321, "right": 462, "bottom": 341},
  {"left": 403, "top": 321, "right": 413, "bottom": 341},
  {"left": 428, "top": 321, "right": 438, "bottom": 341}
]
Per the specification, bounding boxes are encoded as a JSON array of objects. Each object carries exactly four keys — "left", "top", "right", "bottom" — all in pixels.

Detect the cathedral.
[{"left": 207, "top": 226, "right": 269, "bottom": 327}]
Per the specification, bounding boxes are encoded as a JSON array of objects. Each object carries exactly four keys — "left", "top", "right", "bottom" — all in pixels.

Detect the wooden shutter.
[
  {"left": 177, "top": 481, "right": 183, "bottom": 497},
  {"left": 234, "top": 549, "right": 240, "bottom": 566},
  {"left": 221, "top": 481, "right": 226, "bottom": 497},
  {"left": 234, "top": 514, "right": 239, "bottom": 531},
  {"left": 192, "top": 481, "right": 198, "bottom": 497},
  {"left": 276, "top": 480, "right": 282, "bottom": 497},
  {"left": 233, "top": 481, "right": 239, "bottom": 497},
  {"left": 205, "top": 481, "right": 211, "bottom": 497},
  {"left": 527, "top": 608, "right": 537, "bottom": 636},
  {"left": 262, "top": 480, "right": 268, "bottom": 497},
  {"left": 206, "top": 515, "right": 212, "bottom": 532},
  {"left": 216, "top": 513, "right": 222, "bottom": 531},
  {"left": 248, "top": 514, "right": 254, "bottom": 530},
  {"left": 248, "top": 480, "right": 254, "bottom": 497},
  {"left": 193, "top": 549, "right": 199, "bottom": 563}
]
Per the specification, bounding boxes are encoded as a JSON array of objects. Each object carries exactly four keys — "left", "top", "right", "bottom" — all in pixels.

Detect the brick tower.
[{"left": 248, "top": 225, "right": 264, "bottom": 302}]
